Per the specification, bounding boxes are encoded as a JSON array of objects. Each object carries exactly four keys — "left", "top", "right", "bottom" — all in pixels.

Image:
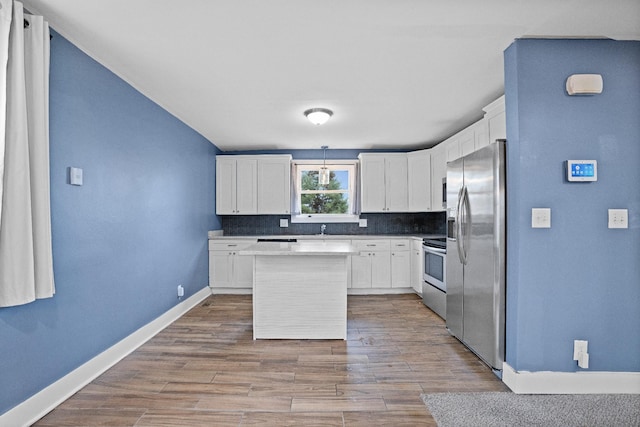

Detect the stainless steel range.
[{"left": 422, "top": 237, "right": 446, "bottom": 319}]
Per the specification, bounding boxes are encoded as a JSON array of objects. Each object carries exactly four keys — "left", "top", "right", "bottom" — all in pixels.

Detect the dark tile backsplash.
[{"left": 221, "top": 212, "right": 446, "bottom": 236}]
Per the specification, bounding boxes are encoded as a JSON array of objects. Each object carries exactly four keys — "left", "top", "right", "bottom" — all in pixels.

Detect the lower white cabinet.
[
  {"left": 410, "top": 239, "right": 423, "bottom": 294},
  {"left": 209, "top": 240, "right": 256, "bottom": 290},
  {"left": 350, "top": 240, "right": 391, "bottom": 288},
  {"left": 390, "top": 240, "right": 410, "bottom": 288},
  {"left": 208, "top": 236, "right": 420, "bottom": 293}
]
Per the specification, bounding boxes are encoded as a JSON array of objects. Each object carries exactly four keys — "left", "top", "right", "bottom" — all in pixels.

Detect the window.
[{"left": 291, "top": 161, "right": 359, "bottom": 223}]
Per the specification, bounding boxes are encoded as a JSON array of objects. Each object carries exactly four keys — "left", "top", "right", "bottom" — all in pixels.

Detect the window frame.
[{"left": 290, "top": 160, "right": 360, "bottom": 224}]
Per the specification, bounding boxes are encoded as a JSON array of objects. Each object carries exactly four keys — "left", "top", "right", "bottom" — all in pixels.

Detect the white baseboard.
[
  {"left": 209, "top": 287, "right": 418, "bottom": 296},
  {"left": 209, "top": 286, "right": 253, "bottom": 295},
  {"left": 348, "top": 287, "right": 415, "bottom": 295},
  {"left": 0, "top": 286, "right": 212, "bottom": 427},
  {"left": 503, "top": 362, "right": 640, "bottom": 394}
]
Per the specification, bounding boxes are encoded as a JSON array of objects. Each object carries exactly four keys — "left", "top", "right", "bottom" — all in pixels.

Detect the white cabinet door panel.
[
  {"left": 360, "top": 155, "right": 387, "bottom": 212},
  {"left": 235, "top": 159, "right": 258, "bottom": 215},
  {"left": 407, "top": 150, "right": 431, "bottom": 212},
  {"left": 385, "top": 155, "right": 408, "bottom": 212},
  {"left": 257, "top": 157, "right": 291, "bottom": 214}
]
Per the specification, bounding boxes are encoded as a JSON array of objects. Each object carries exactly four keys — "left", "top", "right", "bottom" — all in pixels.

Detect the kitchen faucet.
[{"left": 320, "top": 224, "right": 327, "bottom": 235}]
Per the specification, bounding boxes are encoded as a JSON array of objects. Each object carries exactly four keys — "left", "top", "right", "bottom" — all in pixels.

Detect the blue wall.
[
  {"left": 0, "top": 33, "right": 220, "bottom": 414},
  {"left": 504, "top": 39, "right": 640, "bottom": 372}
]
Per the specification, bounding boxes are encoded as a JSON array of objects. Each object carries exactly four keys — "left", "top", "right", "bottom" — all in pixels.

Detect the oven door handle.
[{"left": 423, "top": 245, "right": 446, "bottom": 254}]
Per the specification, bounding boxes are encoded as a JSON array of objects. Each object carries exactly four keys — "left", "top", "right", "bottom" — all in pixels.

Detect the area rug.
[{"left": 421, "top": 392, "right": 640, "bottom": 427}]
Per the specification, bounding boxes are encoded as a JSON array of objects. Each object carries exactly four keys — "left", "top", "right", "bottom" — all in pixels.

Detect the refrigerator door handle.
[
  {"left": 461, "top": 185, "right": 471, "bottom": 264},
  {"left": 457, "top": 185, "right": 470, "bottom": 265},
  {"left": 456, "top": 187, "right": 465, "bottom": 264}
]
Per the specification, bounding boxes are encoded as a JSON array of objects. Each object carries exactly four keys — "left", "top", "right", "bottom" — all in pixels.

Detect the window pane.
[
  {"left": 301, "top": 169, "right": 349, "bottom": 190},
  {"left": 301, "top": 193, "right": 349, "bottom": 214},
  {"left": 332, "top": 170, "right": 349, "bottom": 190},
  {"left": 301, "top": 170, "right": 320, "bottom": 191}
]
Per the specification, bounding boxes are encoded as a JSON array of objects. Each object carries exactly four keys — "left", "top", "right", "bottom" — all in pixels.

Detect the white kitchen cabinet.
[
  {"left": 426, "top": 96, "right": 505, "bottom": 212},
  {"left": 484, "top": 95, "right": 506, "bottom": 144},
  {"left": 257, "top": 155, "right": 292, "bottom": 214},
  {"left": 209, "top": 240, "right": 256, "bottom": 290},
  {"left": 359, "top": 153, "right": 408, "bottom": 212},
  {"left": 459, "top": 127, "right": 476, "bottom": 158},
  {"left": 390, "top": 240, "right": 411, "bottom": 288},
  {"left": 430, "top": 144, "right": 447, "bottom": 212},
  {"left": 410, "top": 239, "right": 423, "bottom": 294},
  {"left": 351, "top": 240, "right": 391, "bottom": 288},
  {"left": 474, "top": 120, "right": 490, "bottom": 151},
  {"left": 445, "top": 138, "right": 461, "bottom": 162},
  {"left": 407, "top": 150, "right": 431, "bottom": 212},
  {"left": 216, "top": 156, "right": 258, "bottom": 215},
  {"left": 459, "top": 120, "right": 490, "bottom": 157}
]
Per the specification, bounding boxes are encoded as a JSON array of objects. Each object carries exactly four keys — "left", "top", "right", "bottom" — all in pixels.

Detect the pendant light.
[{"left": 319, "top": 146, "right": 330, "bottom": 185}]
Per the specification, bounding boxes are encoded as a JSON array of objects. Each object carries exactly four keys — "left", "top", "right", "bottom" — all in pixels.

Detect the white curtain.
[{"left": 0, "top": 0, "right": 54, "bottom": 307}]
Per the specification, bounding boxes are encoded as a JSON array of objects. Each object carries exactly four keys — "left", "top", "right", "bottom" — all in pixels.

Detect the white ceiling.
[{"left": 22, "top": 0, "right": 640, "bottom": 151}]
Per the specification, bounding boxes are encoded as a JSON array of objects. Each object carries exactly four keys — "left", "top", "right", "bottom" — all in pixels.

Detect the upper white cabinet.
[
  {"left": 484, "top": 95, "right": 506, "bottom": 143},
  {"left": 407, "top": 150, "right": 431, "bottom": 212},
  {"left": 430, "top": 144, "right": 447, "bottom": 212},
  {"left": 427, "top": 96, "right": 505, "bottom": 212},
  {"left": 216, "top": 155, "right": 291, "bottom": 215},
  {"left": 359, "top": 153, "right": 408, "bottom": 212},
  {"left": 257, "top": 155, "right": 292, "bottom": 214},
  {"left": 445, "top": 138, "right": 461, "bottom": 162},
  {"left": 216, "top": 156, "right": 258, "bottom": 215}
]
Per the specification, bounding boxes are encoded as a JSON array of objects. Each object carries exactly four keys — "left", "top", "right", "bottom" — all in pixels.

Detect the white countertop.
[
  {"left": 239, "top": 241, "right": 359, "bottom": 256},
  {"left": 208, "top": 231, "right": 445, "bottom": 241}
]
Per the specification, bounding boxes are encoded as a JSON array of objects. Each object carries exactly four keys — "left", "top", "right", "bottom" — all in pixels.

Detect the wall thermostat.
[{"left": 566, "top": 160, "right": 597, "bottom": 182}]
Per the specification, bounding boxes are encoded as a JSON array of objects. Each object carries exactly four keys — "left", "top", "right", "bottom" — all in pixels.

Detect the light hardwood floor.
[{"left": 34, "top": 294, "right": 509, "bottom": 426}]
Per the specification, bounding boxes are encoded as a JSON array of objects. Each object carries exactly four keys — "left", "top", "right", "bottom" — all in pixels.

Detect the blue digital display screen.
[{"left": 570, "top": 163, "right": 595, "bottom": 177}]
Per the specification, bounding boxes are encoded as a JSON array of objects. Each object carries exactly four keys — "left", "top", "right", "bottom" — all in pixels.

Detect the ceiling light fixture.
[
  {"left": 319, "top": 145, "right": 330, "bottom": 185},
  {"left": 304, "top": 108, "right": 333, "bottom": 126}
]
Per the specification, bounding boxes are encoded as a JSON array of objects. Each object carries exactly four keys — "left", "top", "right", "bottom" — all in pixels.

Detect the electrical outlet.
[
  {"left": 573, "top": 340, "right": 589, "bottom": 369},
  {"left": 573, "top": 340, "right": 588, "bottom": 360},
  {"left": 279, "top": 218, "right": 288, "bottom": 227},
  {"left": 177, "top": 285, "right": 184, "bottom": 298},
  {"left": 531, "top": 208, "right": 551, "bottom": 228},
  {"left": 608, "top": 209, "right": 628, "bottom": 229}
]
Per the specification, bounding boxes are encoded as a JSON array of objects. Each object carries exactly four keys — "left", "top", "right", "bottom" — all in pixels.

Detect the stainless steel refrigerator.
[{"left": 446, "top": 140, "right": 506, "bottom": 371}]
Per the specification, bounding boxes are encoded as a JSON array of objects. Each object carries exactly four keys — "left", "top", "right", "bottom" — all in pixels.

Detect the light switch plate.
[
  {"left": 69, "top": 167, "right": 83, "bottom": 186},
  {"left": 279, "top": 218, "right": 288, "bottom": 228},
  {"left": 531, "top": 208, "right": 551, "bottom": 228},
  {"left": 608, "top": 209, "right": 628, "bottom": 229},
  {"left": 359, "top": 218, "right": 368, "bottom": 228}
]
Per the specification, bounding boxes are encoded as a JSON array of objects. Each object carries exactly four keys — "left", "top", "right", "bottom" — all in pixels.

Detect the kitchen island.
[{"left": 239, "top": 240, "right": 358, "bottom": 340}]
